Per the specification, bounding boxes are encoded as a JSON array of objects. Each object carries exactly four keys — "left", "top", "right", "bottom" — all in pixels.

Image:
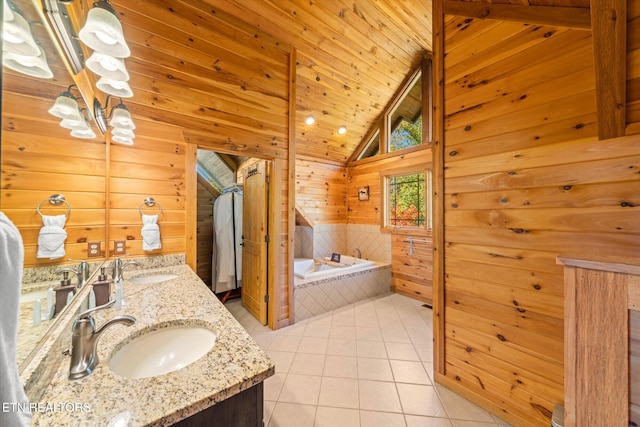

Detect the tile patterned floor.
[{"left": 225, "top": 293, "right": 513, "bottom": 427}]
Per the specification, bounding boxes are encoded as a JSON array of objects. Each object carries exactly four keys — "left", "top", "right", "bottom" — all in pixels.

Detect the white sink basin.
[
  {"left": 109, "top": 325, "right": 216, "bottom": 379},
  {"left": 128, "top": 273, "right": 178, "bottom": 285}
]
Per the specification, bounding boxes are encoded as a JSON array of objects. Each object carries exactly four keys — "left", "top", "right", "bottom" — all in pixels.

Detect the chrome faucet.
[
  {"left": 111, "top": 257, "right": 141, "bottom": 282},
  {"left": 68, "top": 299, "right": 135, "bottom": 380},
  {"left": 352, "top": 248, "right": 362, "bottom": 259},
  {"left": 56, "top": 260, "right": 90, "bottom": 289}
]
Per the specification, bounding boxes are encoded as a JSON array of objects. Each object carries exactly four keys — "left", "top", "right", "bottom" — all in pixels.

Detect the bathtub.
[
  {"left": 294, "top": 256, "right": 376, "bottom": 280},
  {"left": 293, "top": 256, "right": 391, "bottom": 322}
]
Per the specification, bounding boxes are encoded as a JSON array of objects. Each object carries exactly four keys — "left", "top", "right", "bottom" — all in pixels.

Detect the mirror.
[{"left": 1, "top": 0, "right": 107, "bottom": 368}]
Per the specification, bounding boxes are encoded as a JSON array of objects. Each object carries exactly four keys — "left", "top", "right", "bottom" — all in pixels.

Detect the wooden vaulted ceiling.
[{"left": 45, "top": 0, "right": 434, "bottom": 166}]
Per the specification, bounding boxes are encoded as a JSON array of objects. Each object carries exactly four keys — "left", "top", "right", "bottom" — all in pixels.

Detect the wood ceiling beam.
[
  {"left": 591, "top": 0, "right": 627, "bottom": 140},
  {"left": 442, "top": 1, "right": 591, "bottom": 30}
]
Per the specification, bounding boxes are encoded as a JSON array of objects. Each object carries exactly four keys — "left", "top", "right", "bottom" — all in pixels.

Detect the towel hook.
[
  {"left": 36, "top": 194, "right": 71, "bottom": 217},
  {"left": 138, "top": 197, "right": 162, "bottom": 215}
]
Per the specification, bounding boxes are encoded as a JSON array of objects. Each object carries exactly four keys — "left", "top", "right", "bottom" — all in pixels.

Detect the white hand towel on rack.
[
  {"left": 141, "top": 214, "right": 161, "bottom": 251},
  {"left": 36, "top": 214, "right": 67, "bottom": 259}
]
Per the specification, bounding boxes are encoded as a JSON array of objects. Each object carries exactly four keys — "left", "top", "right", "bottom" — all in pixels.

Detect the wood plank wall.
[
  {"left": 437, "top": 11, "right": 640, "bottom": 427},
  {"left": 295, "top": 159, "right": 347, "bottom": 224},
  {"left": 631, "top": 309, "right": 640, "bottom": 425},
  {"left": 348, "top": 148, "right": 433, "bottom": 302},
  {"left": 108, "top": 119, "right": 188, "bottom": 258}
]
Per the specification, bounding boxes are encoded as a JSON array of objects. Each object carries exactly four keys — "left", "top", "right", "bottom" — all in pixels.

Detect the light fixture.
[
  {"left": 2, "top": 6, "right": 39, "bottom": 56},
  {"left": 96, "top": 76, "right": 133, "bottom": 98},
  {"left": 109, "top": 103, "right": 135, "bottom": 129},
  {"left": 60, "top": 110, "right": 91, "bottom": 131},
  {"left": 304, "top": 115, "right": 315, "bottom": 126},
  {"left": 3, "top": 46, "right": 53, "bottom": 78},
  {"left": 94, "top": 96, "right": 136, "bottom": 144},
  {"left": 86, "top": 51, "right": 129, "bottom": 81},
  {"left": 337, "top": 125, "right": 347, "bottom": 135},
  {"left": 49, "top": 86, "right": 83, "bottom": 120},
  {"left": 78, "top": 0, "right": 130, "bottom": 58},
  {"left": 42, "top": 0, "right": 85, "bottom": 73}
]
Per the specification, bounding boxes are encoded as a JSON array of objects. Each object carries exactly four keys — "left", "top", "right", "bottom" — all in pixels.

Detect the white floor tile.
[
  {"left": 266, "top": 350, "right": 295, "bottom": 373},
  {"left": 290, "top": 353, "right": 326, "bottom": 376},
  {"left": 330, "top": 325, "right": 356, "bottom": 340},
  {"left": 278, "top": 374, "right": 322, "bottom": 405},
  {"left": 356, "top": 326, "right": 384, "bottom": 341},
  {"left": 358, "top": 358, "right": 394, "bottom": 381},
  {"left": 314, "top": 407, "right": 359, "bottom": 427},
  {"left": 264, "top": 400, "right": 276, "bottom": 426},
  {"left": 326, "top": 338, "right": 357, "bottom": 356},
  {"left": 318, "top": 377, "right": 359, "bottom": 409},
  {"left": 268, "top": 402, "right": 316, "bottom": 427},
  {"left": 356, "top": 340, "right": 388, "bottom": 359},
  {"left": 385, "top": 342, "right": 420, "bottom": 361},
  {"left": 359, "top": 410, "right": 406, "bottom": 427},
  {"left": 323, "top": 355, "right": 358, "bottom": 379},
  {"left": 269, "top": 334, "right": 302, "bottom": 352},
  {"left": 390, "top": 360, "right": 431, "bottom": 385},
  {"left": 397, "top": 384, "right": 448, "bottom": 417},
  {"left": 405, "top": 415, "right": 453, "bottom": 427},
  {"left": 297, "top": 336, "right": 329, "bottom": 354},
  {"left": 264, "top": 372, "right": 286, "bottom": 401},
  {"left": 358, "top": 379, "right": 402, "bottom": 413}
]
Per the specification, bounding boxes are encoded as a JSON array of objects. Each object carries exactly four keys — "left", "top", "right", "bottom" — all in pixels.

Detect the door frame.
[{"left": 186, "top": 146, "right": 292, "bottom": 330}]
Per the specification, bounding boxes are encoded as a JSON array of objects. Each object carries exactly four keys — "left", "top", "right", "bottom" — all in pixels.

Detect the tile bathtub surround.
[
  {"left": 227, "top": 293, "right": 514, "bottom": 427},
  {"left": 313, "top": 223, "right": 347, "bottom": 259},
  {"left": 347, "top": 224, "right": 391, "bottom": 263},
  {"left": 26, "top": 263, "right": 273, "bottom": 426},
  {"left": 296, "top": 225, "right": 314, "bottom": 259},
  {"left": 294, "top": 265, "right": 392, "bottom": 322}
]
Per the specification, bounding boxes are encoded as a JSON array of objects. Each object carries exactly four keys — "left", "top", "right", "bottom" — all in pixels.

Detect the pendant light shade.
[
  {"left": 71, "top": 128, "right": 97, "bottom": 139},
  {"left": 110, "top": 104, "right": 135, "bottom": 130},
  {"left": 3, "top": 0, "right": 15, "bottom": 22},
  {"left": 3, "top": 10, "right": 39, "bottom": 56},
  {"left": 111, "top": 135, "right": 133, "bottom": 145},
  {"left": 111, "top": 127, "right": 135, "bottom": 138},
  {"left": 78, "top": 1, "right": 130, "bottom": 58},
  {"left": 96, "top": 77, "right": 133, "bottom": 98},
  {"left": 3, "top": 46, "right": 53, "bottom": 78},
  {"left": 86, "top": 51, "right": 129, "bottom": 81},
  {"left": 60, "top": 116, "right": 91, "bottom": 131},
  {"left": 49, "top": 91, "right": 82, "bottom": 120}
]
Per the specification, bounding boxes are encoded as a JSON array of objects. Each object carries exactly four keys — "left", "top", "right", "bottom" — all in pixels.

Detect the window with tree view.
[
  {"left": 387, "top": 171, "right": 431, "bottom": 228},
  {"left": 388, "top": 72, "right": 422, "bottom": 152}
]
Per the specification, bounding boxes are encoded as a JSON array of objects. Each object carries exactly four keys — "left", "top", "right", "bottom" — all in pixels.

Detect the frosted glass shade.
[
  {"left": 111, "top": 127, "right": 135, "bottom": 138},
  {"left": 86, "top": 52, "right": 129, "bottom": 81},
  {"left": 48, "top": 93, "right": 82, "bottom": 120},
  {"left": 78, "top": 3, "right": 130, "bottom": 58},
  {"left": 60, "top": 117, "right": 91, "bottom": 131},
  {"left": 3, "top": 1, "right": 15, "bottom": 22},
  {"left": 71, "top": 128, "right": 97, "bottom": 139},
  {"left": 2, "top": 11, "right": 39, "bottom": 56},
  {"left": 3, "top": 47, "right": 53, "bottom": 78},
  {"left": 110, "top": 105, "right": 135, "bottom": 130},
  {"left": 111, "top": 135, "right": 133, "bottom": 145},
  {"left": 96, "top": 77, "right": 133, "bottom": 98}
]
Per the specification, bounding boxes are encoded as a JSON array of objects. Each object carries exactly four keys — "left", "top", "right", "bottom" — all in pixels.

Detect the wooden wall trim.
[
  {"left": 185, "top": 143, "right": 198, "bottom": 271},
  {"left": 286, "top": 47, "right": 297, "bottom": 328},
  {"left": 432, "top": 0, "right": 446, "bottom": 376},
  {"left": 591, "top": 0, "right": 627, "bottom": 139},
  {"left": 442, "top": 0, "right": 592, "bottom": 29}
]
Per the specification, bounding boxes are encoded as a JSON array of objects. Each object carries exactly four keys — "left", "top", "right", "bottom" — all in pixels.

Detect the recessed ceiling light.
[
  {"left": 337, "top": 125, "right": 347, "bottom": 135},
  {"left": 304, "top": 115, "right": 315, "bottom": 125}
]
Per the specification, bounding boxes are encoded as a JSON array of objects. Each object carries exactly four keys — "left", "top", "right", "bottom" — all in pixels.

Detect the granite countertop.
[{"left": 30, "top": 264, "right": 274, "bottom": 426}]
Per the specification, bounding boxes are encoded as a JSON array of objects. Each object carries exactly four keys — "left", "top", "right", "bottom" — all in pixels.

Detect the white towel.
[
  {"left": 141, "top": 214, "right": 161, "bottom": 251},
  {"left": 36, "top": 214, "right": 67, "bottom": 259},
  {"left": 0, "top": 212, "right": 31, "bottom": 426}
]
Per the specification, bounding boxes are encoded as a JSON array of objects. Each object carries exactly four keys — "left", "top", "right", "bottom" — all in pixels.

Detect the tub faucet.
[
  {"left": 111, "top": 257, "right": 141, "bottom": 282},
  {"left": 352, "top": 248, "right": 362, "bottom": 259},
  {"left": 56, "top": 260, "right": 90, "bottom": 289},
  {"left": 68, "top": 299, "right": 135, "bottom": 380}
]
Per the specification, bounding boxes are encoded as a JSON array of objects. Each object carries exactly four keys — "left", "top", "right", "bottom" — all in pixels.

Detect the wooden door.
[{"left": 241, "top": 160, "right": 269, "bottom": 324}]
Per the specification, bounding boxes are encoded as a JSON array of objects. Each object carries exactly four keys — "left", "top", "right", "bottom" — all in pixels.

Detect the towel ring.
[
  {"left": 138, "top": 197, "right": 163, "bottom": 215},
  {"left": 36, "top": 194, "right": 71, "bottom": 217}
]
